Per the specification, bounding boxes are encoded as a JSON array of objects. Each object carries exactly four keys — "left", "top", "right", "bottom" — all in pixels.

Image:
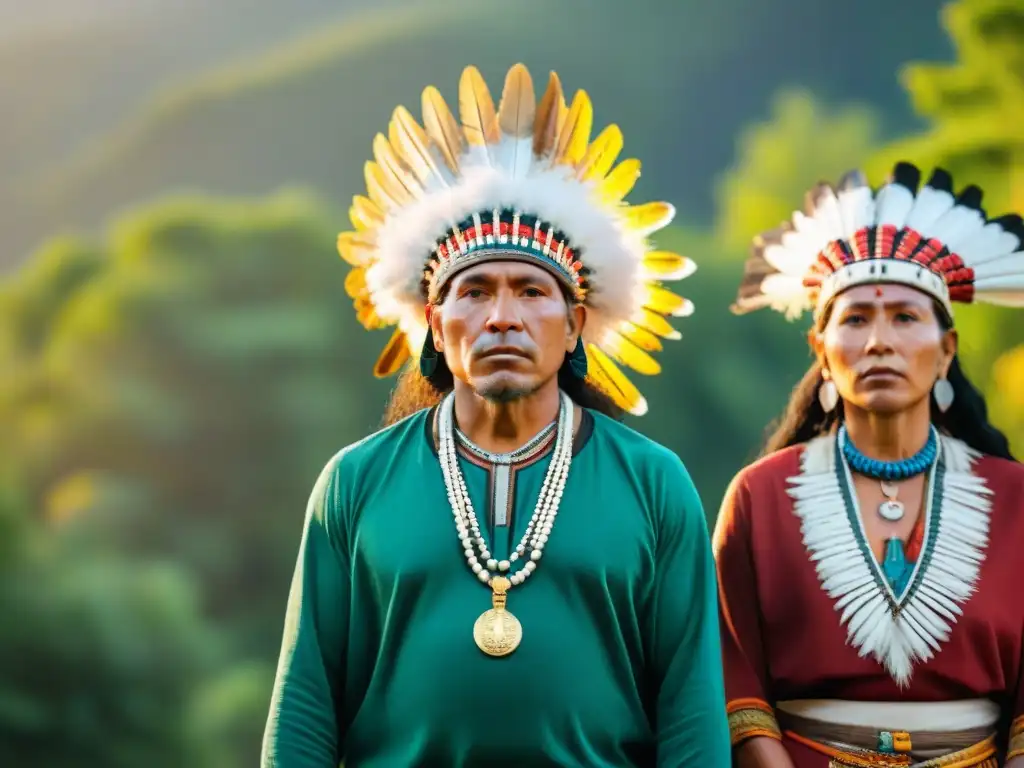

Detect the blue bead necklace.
[
  {"left": 840, "top": 426, "right": 940, "bottom": 594},
  {"left": 839, "top": 425, "right": 938, "bottom": 523},
  {"left": 839, "top": 426, "right": 938, "bottom": 481}
]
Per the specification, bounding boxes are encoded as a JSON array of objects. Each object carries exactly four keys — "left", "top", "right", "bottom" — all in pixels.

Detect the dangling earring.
[
  {"left": 933, "top": 376, "right": 954, "bottom": 413},
  {"left": 818, "top": 372, "right": 839, "bottom": 413},
  {"left": 567, "top": 337, "right": 588, "bottom": 379},
  {"left": 419, "top": 328, "right": 439, "bottom": 377}
]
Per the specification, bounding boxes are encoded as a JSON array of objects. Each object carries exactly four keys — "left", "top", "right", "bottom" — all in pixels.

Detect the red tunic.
[{"left": 714, "top": 439, "right": 1024, "bottom": 766}]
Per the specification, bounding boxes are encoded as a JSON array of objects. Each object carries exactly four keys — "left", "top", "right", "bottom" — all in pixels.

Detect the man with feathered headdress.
[{"left": 260, "top": 63, "right": 730, "bottom": 766}]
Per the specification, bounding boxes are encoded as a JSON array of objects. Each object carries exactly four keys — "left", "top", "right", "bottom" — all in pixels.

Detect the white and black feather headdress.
[{"left": 732, "top": 161, "right": 1024, "bottom": 321}]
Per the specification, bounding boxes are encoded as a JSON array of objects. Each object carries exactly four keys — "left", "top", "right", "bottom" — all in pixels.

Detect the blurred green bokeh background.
[{"left": 2, "top": 0, "right": 1023, "bottom": 764}]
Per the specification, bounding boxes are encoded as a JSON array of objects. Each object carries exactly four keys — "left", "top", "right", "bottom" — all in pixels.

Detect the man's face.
[{"left": 430, "top": 261, "right": 584, "bottom": 402}]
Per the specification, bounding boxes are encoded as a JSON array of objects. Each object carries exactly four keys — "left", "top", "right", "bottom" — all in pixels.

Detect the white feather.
[
  {"left": 904, "top": 183, "right": 955, "bottom": 233},
  {"left": 972, "top": 252, "right": 1024, "bottom": 280},
  {"left": 974, "top": 274, "right": 1024, "bottom": 303},
  {"left": 928, "top": 205, "right": 985, "bottom": 252},
  {"left": 810, "top": 186, "right": 846, "bottom": 242},
  {"left": 493, "top": 136, "right": 534, "bottom": 181},
  {"left": 959, "top": 222, "right": 1022, "bottom": 266},
  {"left": 873, "top": 182, "right": 915, "bottom": 228},
  {"left": 759, "top": 274, "right": 812, "bottom": 319},
  {"left": 837, "top": 183, "right": 874, "bottom": 238},
  {"left": 788, "top": 433, "right": 991, "bottom": 687}
]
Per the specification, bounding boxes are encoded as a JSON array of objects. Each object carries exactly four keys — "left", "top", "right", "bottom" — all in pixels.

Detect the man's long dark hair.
[
  {"left": 381, "top": 361, "right": 624, "bottom": 427},
  {"left": 761, "top": 302, "right": 1016, "bottom": 461}
]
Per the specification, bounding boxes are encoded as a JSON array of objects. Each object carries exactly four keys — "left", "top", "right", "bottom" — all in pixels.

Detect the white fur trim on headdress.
[{"left": 367, "top": 164, "right": 653, "bottom": 347}]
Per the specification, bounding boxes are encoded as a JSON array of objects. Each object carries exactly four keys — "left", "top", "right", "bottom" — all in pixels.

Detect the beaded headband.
[
  {"left": 731, "top": 161, "right": 1024, "bottom": 321},
  {"left": 428, "top": 209, "right": 585, "bottom": 303},
  {"left": 336, "top": 63, "right": 698, "bottom": 416}
]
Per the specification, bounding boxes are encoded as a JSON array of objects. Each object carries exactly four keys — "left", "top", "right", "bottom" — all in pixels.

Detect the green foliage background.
[{"left": 1, "top": 0, "right": 1023, "bottom": 763}]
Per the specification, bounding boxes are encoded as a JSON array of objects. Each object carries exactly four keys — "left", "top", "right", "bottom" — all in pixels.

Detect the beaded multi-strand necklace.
[{"left": 437, "top": 391, "right": 574, "bottom": 657}]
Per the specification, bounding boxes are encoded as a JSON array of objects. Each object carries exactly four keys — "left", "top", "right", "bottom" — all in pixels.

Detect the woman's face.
[{"left": 812, "top": 283, "right": 957, "bottom": 415}]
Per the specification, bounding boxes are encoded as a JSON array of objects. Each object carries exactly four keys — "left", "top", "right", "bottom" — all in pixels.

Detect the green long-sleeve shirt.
[{"left": 261, "top": 406, "right": 730, "bottom": 767}]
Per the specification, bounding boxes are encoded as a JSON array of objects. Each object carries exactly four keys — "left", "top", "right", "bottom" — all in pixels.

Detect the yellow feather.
[
  {"left": 364, "top": 161, "right": 409, "bottom": 210},
  {"left": 554, "top": 90, "right": 593, "bottom": 167},
  {"left": 349, "top": 196, "right": 383, "bottom": 231},
  {"left": 374, "top": 329, "right": 411, "bottom": 378},
  {"left": 533, "top": 71, "right": 565, "bottom": 158},
  {"left": 623, "top": 202, "right": 674, "bottom": 235},
  {"left": 373, "top": 133, "right": 423, "bottom": 198},
  {"left": 620, "top": 322, "right": 663, "bottom": 352},
  {"left": 598, "top": 159, "right": 641, "bottom": 204},
  {"left": 576, "top": 124, "right": 623, "bottom": 181},
  {"left": 459, "top": 65, "right": 500, "bottom": 146},
  {"left": 584, "top": 356, "right": 625, "bottom": 409},
  {"left": 605, "top": 331, "right": 661, "bottom": 376},
  {"left": 585, "top": 343, "right": 648, "bottom": 416},
  {"left": 641, "top": 251, "right": 697, "bottom": 281},
  {"left": 421, "top": 85, "right": 463, "bottom": 174},
  {"left": 344, "top": 267, "right": 368, "bottom": 299},
  {"left": 630, "top": 307, "right": 681, "bottom": 340},
  {"left": 644, "top": 286, "right": 694, "bottom": 317},
  {"left": 355, "top": 299, "right": 383, "bottom": 330},
  {"left": 498, "top": 63, "right": 535, "bottom": 138},
  {"left": 391, "top": 106, "right": 448, "bottom": 187},
  {"left": 337, "top": 231, "right": 376, "bottom": 266}
]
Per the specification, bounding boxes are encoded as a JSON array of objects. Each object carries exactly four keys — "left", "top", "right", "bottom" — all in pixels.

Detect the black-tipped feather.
[
  {"left": 891, "top": 161, "right": 922, "bottom": 192},
  {"left": 925, "top": 167, "right": 953, "bottom": 194},
  {"left": 955, "top": 184, "right": 984, "bottom": 213},
  {"left": 992, "top": 214, "right": 1024, "bottom": 243}
]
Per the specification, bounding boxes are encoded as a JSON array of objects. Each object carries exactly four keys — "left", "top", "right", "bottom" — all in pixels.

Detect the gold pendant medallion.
[{"left": 473, "top": 576, "right": 522, "bottom": 657}]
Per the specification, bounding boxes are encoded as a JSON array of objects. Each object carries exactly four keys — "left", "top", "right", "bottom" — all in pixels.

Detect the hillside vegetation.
[
  {"left": 4, "top": 2, "right": 1022, "bottom": 764},
  {"left": 0, "top": 0, "right": 370, "bottom": 267},
  {"left": 6, "top": 0, "right": 947, "bottom": 268}
]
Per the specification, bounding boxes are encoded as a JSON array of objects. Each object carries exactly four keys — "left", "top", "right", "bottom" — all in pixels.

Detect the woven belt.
[{"left": 776, "top": 708, "right": 996, "bottom": 765}]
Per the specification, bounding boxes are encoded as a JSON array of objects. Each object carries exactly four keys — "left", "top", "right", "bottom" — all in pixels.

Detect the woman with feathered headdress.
[{"left": 717, "top": 162, "right": 1024, "bottom": 767}]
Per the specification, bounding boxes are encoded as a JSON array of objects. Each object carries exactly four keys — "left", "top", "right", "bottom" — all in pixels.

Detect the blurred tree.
[
  {"left": 620, "top": 227, "right": 812, "bottom": 500},
  {"left": 866, "top": 0, "right": 1024, "bottom": 391},
  {"left": 0, "top": 192, "right": 822, "bottom": 764},
  {"left": 713, "top": 88, "right": 881, "bottom": 252},
  {"left": 989, "top": 346, "right": 1024, "bottom": 456},
  {"left": 0, "top": 191, "right": 391, "bottom": 660},
  {"left": 868, "top": 0, "right": 1024, "bottom": 215},
  {"left": 0, "top": 485, "right": 213, "bottom": 766},
  {"left": 188, "top": 661, "right": 277, "bottom": 768}
]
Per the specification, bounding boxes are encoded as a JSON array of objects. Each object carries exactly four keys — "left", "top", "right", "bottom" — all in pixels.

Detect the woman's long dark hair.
[{"left": 762, "top": 303, "right": 1016, "bottom": 461}]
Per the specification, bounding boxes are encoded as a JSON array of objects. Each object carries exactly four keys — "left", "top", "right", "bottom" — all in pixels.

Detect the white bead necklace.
[
  {"left": 454, "top": 420, "right": 557, "bottom": 527},
  {"left": 437, "top": 390, "right": 574, "bottom": 656}
]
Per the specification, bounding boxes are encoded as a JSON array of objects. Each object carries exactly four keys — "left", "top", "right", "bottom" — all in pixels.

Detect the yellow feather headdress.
[{"left": 337, "top": 63, "right": 697, "bottom": 416}]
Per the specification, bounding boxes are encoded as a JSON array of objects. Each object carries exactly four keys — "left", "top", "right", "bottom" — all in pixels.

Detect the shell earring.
[
  {"left": 933, "top": 376, "right": 954, "bottom": 413},
  {"left": 818, "top": 373, "right": 839, "bottom": 413}
]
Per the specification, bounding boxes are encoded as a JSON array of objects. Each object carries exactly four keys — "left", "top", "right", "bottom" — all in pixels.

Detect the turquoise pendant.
[{"left": 882, "top": 538, "right": 913, "bottom": 597}]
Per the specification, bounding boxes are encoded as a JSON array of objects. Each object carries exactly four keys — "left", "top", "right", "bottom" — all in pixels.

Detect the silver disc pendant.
[{"left": 878, "top": 500, "right": 905, "bottom": 522}]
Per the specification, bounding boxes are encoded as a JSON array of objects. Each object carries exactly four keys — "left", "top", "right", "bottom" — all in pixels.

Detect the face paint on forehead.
[{"left": 875, "top": 286, "right": 885, "bottom": 298}]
